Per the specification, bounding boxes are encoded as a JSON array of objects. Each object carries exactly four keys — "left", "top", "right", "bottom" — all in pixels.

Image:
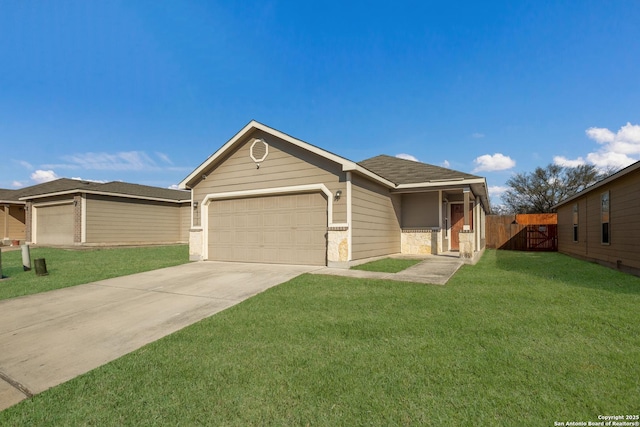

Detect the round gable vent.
[{"left": 250, "top": 138, "right": 269, "bottom": 163}]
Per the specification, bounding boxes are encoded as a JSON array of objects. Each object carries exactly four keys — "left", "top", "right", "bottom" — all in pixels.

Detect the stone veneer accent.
[
  {"left": 189, "top": 229, "right": 203, "bottom": 261},
  {"left": 74, "top": 195, "right": 82, "bottom": 244},
  {"left": 401, "top": 228, "right": 441, "bottom": 255},
  {"left": 458, "top": 230, "right": 475, "bottom": 260},
  {"left": 327, "top": 226, "right": 349, "bottom": 265}
]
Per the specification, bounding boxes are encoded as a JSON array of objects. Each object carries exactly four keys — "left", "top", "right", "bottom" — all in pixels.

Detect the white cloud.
[
  {"left": 156, "top": 152, "right": 174, "bottom": 165},
  {"left": 553, "top": 156, "right": 586, "bottom": 168},
  {"left": 471, "top": 132, "right": 485, "bottom": 138},
  {"left": 50, "top": 151, "right": 159, "bottom": 171},
  {"left": 14, "top": 160, "right": 34, "bottom": 170},
  {"left": 168, "top": 184, "right": 180, "bottom": 190},
  {"left": 472, "top": 153, "right": 516, "bottom": 172},
  {"left": 581, "top": 122, "right": 640, "bottom": 170},
  {"left": 488, "top": 185, "right": 509, "bottom": 198},
  {"left": 31, "top": 170, "right": 59, "bottom": 184},
  {"left": 586, "top": 151, "right": 636, "bottom": 170},
  {"left": 442, "top": 160, "right": 450, "bottom": 168},
  {"left": 12, "top": 180, "right": 26, "bottom": 188},
  {"left": 396, "top": 153, "right": 419, "bottom": 162}
]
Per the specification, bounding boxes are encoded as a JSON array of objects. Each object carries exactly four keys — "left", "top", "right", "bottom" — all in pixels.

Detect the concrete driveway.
[{"left": 0, "top": 261, "right": 318, "bottom": 411}]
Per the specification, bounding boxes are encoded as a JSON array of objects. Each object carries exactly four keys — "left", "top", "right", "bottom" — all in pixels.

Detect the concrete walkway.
[
  {"left": 0, "top": 261, "right": 317, "bottom": 411},
  {"left": 311, "top": 254, "right": 464, "bottom": 285}
]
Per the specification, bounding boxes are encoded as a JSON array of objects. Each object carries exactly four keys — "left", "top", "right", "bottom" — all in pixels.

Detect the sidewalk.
[{"left": 311, "top": 255, "right": 464, "bottom": 285}]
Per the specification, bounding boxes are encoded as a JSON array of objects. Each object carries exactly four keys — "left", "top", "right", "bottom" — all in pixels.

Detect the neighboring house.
[
  {"left": 0, "top": 189, "right": 26, "bottom": 245},
  {"left": 180, "top": 121, "right": 490, "bottom": 267},
  {"left": 1, "top": 179, "right": 191, "bottom": 246},
  {"left": 554, "top": 160, "right": 640, "bottom": 276}
]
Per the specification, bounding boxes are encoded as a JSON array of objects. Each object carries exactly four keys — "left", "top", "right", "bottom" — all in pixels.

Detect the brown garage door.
[
  {"left": 208, "top": 193, "right": 327, "bottom": 265},
  {"left": 36, "top": 203, "right": 74, "bottom": 245}
]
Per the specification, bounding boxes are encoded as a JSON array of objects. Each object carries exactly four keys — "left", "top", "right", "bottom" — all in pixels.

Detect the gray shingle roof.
[
  {"left": 8, "top": 178, "right": 189, "bottom": 202},
  {"left": 358, "top": 155, "right": 480, "bottom": 185}
]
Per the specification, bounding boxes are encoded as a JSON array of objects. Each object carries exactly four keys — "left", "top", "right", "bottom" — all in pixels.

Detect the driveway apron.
[{"left": 0, "top": 261, "right": 317, "bottom": 411}]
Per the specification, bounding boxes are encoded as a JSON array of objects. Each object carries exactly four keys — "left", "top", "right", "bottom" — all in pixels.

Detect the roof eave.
[{"left": 20, "top": 189, "right": 189, "bottom": 204}]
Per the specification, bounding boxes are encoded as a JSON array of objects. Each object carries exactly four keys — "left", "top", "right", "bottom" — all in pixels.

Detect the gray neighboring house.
[
  {"left": 1, "top": 178, "right": 190, "bottom": 246},
  {"left": 180, "top": 120, "right": 490, "bottom": 267}
]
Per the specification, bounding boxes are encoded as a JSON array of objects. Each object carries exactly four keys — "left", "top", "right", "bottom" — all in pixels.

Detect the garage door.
[
  {"left": 36, "top": 203, "right": 75, "bottom": 245},
  {"left": 208, "top": 193, "right": 327, "bottom": 265}
]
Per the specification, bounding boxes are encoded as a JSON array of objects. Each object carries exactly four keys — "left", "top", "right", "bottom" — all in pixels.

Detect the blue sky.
[{"left": 1, "top": 1, "right": 639, "bottom": 206}]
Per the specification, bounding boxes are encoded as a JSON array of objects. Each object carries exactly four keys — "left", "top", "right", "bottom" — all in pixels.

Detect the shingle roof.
[
  {"left": 11, "top": 178, "right": 189, "bottom": 202},
  {"left": 0, "top": 189, "right": 22, "bottom": 203},
  {"left": 358, "top": 155, "right": 480, "bottom": 185}
]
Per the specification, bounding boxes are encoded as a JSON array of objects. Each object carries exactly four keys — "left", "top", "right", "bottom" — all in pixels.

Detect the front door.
[{"left": 450, "top": 203, "right": 473, "bottom": 251}]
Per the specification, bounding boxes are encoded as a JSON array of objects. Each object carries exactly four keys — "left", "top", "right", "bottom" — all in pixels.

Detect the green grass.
[
  {"left": 0, "top": 245, "right": 189, "bottom": 301},
  {"left": 1, "top": 250, "right": 639, "bottom": 425},
  {"left": 351, "top": 257, "right": 423, "bottom": 273}
]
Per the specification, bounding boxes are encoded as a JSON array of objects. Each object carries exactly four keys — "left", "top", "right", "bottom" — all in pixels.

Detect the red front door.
[{"left": 450, "top": 204, "right": 473, "bottom": 250}]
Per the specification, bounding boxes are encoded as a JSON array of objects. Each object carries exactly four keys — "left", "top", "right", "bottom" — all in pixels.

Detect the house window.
[
  {"left": 601, "top": 191, "right": 610, "bottom": 244},
  {"left": 572, "top": 203, "right": 578, "bottom": 242}
]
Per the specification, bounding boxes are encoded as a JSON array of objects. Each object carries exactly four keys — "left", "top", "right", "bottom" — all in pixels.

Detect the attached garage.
[
  {"left": 207, "top": 192, "right": 327, "bottom": 265},
  {"left": 35, "top": 203, "right": 75, "bottom": 245}
]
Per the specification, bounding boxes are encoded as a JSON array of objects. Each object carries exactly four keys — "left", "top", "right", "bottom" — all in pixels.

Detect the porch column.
[{"left": 463, "top": 187, "right": 471, "bottom": 231}]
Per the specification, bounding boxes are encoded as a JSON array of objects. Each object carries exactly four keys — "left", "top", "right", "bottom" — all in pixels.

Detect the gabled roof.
[
  {"left": 553, "top": 159, "right": 640, "bottom": 209},
  {"left": 358, "top": 155, "right": 481, "bottom": 185},
  {"left": 14, "top": 178, "right": 190, "bottom": 203}
]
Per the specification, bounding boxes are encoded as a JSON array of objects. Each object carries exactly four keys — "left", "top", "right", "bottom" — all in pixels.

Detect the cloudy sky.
[{"left": 1, "top": 1, "right": 639, "bottom": 206}]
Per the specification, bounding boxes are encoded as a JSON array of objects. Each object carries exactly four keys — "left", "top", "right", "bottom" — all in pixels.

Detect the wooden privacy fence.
[{"left": 486, "top": 214, "right": 558, "bottom": 251}]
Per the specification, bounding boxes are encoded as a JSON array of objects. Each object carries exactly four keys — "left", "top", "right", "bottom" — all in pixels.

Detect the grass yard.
[
  {"left": 0, "top": 245, "right": 188, "bottom": 301},
  {"left": 351, "top": 257, "right": 423, "bottom": 273},
  {"left": 1, "top": 250, "right": 639, "bottom": 425}
]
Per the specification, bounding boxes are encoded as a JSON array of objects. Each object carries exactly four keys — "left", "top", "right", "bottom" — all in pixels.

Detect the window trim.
[
  {"left": 572, "top": 203, "right": 579, "bottom": 243},
  {"left": 601, "top": 191, "right": 610, "bottom": 245}
]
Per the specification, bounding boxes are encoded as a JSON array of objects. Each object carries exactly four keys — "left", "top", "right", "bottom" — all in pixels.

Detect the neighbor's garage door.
[
  {"left": 208, "top": 193, "right": 327, "bottom": 265},
  {"left": 36, "top": 203, "right": 74, "bottom": 245}
]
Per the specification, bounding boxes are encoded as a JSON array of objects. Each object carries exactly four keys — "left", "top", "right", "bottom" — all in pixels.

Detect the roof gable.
[{"left": 179, "top": 120, "right": 395, "bottom": 189}]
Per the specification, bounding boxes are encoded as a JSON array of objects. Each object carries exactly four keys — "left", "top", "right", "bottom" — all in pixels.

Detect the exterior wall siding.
[
  {"left": 401, "top": 192, "right": 439, "bottom": 228},
  {"left": 351, "top": 174, "right": 401, "bottom": 260},
  {"left": 557, "top": 169, "right": 640, "bottom": 274},
  {"left": 2, "top": 205, "right": 26, "bottom": 241},
  {"left": 85, "top": 195, "right": 186, "bottom": 244},
  {"left": 192, "top": 129, "right": 346, "bottom": 224}
]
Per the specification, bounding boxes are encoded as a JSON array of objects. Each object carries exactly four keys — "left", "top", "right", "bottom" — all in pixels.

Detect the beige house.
[
  {"left": 180, "top": 121, "right": 490, "bottom": 267},
  {"left": 1, "top": 179, "right": 190, "bottom": 246},
  {"left": 554, "top": 160, "right": 640, "bottom": 276}
]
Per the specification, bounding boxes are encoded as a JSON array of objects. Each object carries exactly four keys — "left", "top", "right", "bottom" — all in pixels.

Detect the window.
[
  {"left": 572, "top": 203, "right": 579, "bottom": 242},
  {"left": 601, "top": 191, "right": 610, "bottom": 244}
]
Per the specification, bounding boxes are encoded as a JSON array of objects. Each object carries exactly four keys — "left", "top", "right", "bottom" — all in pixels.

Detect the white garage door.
[
  {"left": 36, "top": 203, "right": 75, "bottom": 245},
  {"left": 208, "top": 193, "right": 327, "bottom": 265}
]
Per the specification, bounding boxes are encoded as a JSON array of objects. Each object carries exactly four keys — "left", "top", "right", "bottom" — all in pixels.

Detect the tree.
[{"left": 502, "top": 163, "right": 609, "bottom": 213}]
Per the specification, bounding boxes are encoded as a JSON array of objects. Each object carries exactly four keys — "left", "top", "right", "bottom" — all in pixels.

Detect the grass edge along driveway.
[
  {"left": 0, "top": 245, "right": 189, "bottom": 301},
  {"left": 1, "top": 249, "right": 639, "bottom": 425}
]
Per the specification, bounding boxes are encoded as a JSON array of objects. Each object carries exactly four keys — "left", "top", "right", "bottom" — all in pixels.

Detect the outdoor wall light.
[
  {"left": 335, "top": 190, "right": 342, "bottom": 200},
  {"left": 193, "top": 201, "right": 198, "bottom": 209}
]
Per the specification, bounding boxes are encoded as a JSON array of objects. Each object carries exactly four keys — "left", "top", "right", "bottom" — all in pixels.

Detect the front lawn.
[
  {"left": 1, "top": 250, "right": 639, "bottom": 425},
  {"left": 0, "top": 245, "right": 189, "bottom": 301}
]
